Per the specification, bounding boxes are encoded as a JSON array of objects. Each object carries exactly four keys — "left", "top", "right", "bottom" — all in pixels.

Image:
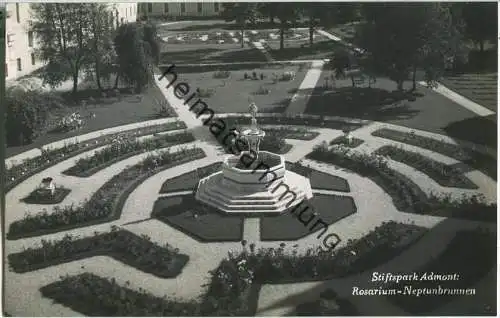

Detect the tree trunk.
[
  {"left": 240, "top": 26, "right": 245, "bottom": 48},
  {"left": 72, "top": 71, "right": 79, "bottom": 97},
  {"left": 95, "top": 60, "right": 103, "bottom": 92},
  {"left": 309, "top": 22, "right": 314, "bottom": 47},
  {"left": 113, "top": 73, "right": 120, "bottom": 89},
  {"left": 397, "top": 80, "right": 404, "bottom": 91},
  {"left": 279, "top": 26, "right": 284, "bottom": 50},
  {"left": 412, "top": 65, "right": 417, "bottom": 91}
]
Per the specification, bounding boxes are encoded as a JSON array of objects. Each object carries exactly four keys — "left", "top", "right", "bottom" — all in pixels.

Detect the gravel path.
[{"left": 3, "top": 68, "right": 496, "bottom": 316}]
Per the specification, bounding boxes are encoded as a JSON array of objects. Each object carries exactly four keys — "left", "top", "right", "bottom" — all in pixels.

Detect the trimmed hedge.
[
  {"left": 372, "top": 128, "right": 496, "bottom": 180},
  {"left": 7, "top": 147, "right": 206, "bottom": 240},
  {"left": 6, "top": 121, "right": 187, "bottom": 192},
  {"left": 39, "top": 221, "right": 424, "bottom": 316},
  {"left": 9, "top": 229, "right": 189, "bottom": 278},
  {"left": 63, "top": 131, "right": 195, "bottom": 177},
  {"left": 375, "top": 145, "right": 478, "bottom": 189}
]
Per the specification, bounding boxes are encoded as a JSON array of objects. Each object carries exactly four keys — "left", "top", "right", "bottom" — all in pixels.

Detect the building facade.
[
  {"left": 5, "top": 3, "right": 137, "bottom": 81},
  {"left": 139, "top": 2, "right": 223, "bottom": 19}
]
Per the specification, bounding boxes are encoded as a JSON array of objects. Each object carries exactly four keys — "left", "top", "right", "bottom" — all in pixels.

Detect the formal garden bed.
[
  {"left": 286, "top": 161, "right": 350, "bottom": 192},
  {"left": 220, "top": 115, "right": 363, "bottom": 131},
  {"left": 7, "top": 147, "right": 206, "bottom": 240},
  {"left": 330, "top": 135, "right": 364, "bottom": 148},
  {"left": 6, "top": 121, "right": 187, "bottom": 192},
  {"left": 374, "top": 145, "right": 478, "bottom": 189},
  {"left": 260, "top": 194, "right": 356, "bottom": 241},
  {"left": 63, "top": 131, "right": 194, "bottom": 177},
  {"left": 159, "top": 162, "right": 223, "bottom": 193},
  {"left": 21, "top": 187, "right": 71, "bottom": 205},
  {"left": 307, "top": 143, "right": 496, "bottom": 221},
  {"left": 39, "top": 221, "right": 426, "bottom": 316},
  {"left": 151, "top": 194, "right": 244, "bottom": 242},
  {"left": 9, "top": 229, "right": 189, "bottom": 278},
  {"left": 371, "top": 128, "right": 496, "bottom": 179},
  {"left": 40, "top": 273, "right": 201, "bottom": 316},
  {"left": 387, "top": 228, "right": 496, "bottom": 314}
]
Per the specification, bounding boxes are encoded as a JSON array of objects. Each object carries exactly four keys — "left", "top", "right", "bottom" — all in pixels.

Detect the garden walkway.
[
  {"left": 286, "top": 60, "right": 326, "bottom": 114},
  {"left": 4, "top": 77, "right": 496, "bottom": 315}
]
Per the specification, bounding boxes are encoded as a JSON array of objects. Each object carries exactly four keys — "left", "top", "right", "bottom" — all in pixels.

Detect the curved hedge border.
[
  {"left": 9, "top": 229, "right": 189, "bottom": 278},
  {"left": 307, "top": 144, "right": 496, "bottom": 221},
  {"left": 7, "top": 147, "right": 206, "bottom": 240},
  {"left": 6, "top": 121, "right": 187, "bottom": 192},
  {"left": 220, "top": 114, "right": 365, "bottom": 131},
  {"left": 372, "top": 128, "right": 497, "bottom": 180},
  {"left": 375, "top": 145, "right": 478, "bottom": 189},
  {"left": 39, "top": 221, "right": 425, "bottom": 316},
  {"left": 63, "top": 131, "right": 194, "bottom": 177},
  {"left": 308, "top": 144, "right": 427, "bottom": 213}
]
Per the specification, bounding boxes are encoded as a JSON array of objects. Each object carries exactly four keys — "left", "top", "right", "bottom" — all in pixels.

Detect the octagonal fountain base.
[{"left": 195, "top": 151, "right": 313, "bottom": 214}]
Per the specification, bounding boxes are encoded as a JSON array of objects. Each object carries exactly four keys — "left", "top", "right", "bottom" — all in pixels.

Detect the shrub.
[
  {"left": 213, "top": 70, "right": 231, "bottom": 79},
  {"left": 154, "top": 98, "right": 177, "bottom": 118},
  {"left": 197, "top": 87, "right": 215, "bottom": 98},
  {"left": 6, "top": 86, "right": 65, "bottom": 146},
  {"left": 253, "top": 85, "right": 270, "bottom": 95}
]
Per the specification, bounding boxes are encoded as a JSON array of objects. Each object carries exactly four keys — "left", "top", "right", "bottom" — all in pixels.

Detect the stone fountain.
[{"left": 195, "top": 103, "right": 313, "bottom": 214}]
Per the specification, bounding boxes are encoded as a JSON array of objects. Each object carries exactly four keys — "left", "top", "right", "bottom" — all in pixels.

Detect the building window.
[
  {"left": 17, "top": 58, "right": 22, "bottom": 71},
  {"left": 214, "top": 3, "right": 219, "bottom": 12},
  {"left": 197, "top": 3, "right": 202, "bottom": 13},
  {"left": 148, "top": 3, "right": 152, "bottom": 13},
  {"left": 181, "top": 3, "right": 185, "bottom": 13},
  {"left": 31, "top": 53, "right": 36, "bottom": 65},
  {"left": 164, "top": 3, "right": 169, "bottom": 13},
  {"left": 28, "top": 31, "right": 34, "bottom": 47},
  {"left": 16, "top": 3, "right": 20, "bottom": 23}
]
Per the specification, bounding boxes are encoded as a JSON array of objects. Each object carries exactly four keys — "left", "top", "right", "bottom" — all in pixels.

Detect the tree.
[
  {"left": 30, "top": 3, "right": 94, "bottom": 96},
  {"left": 86, "top": 4, "right": 116, "bottom": 91},
  {"left": 221, "top": 3, "right": 257, "bottom": 48},
  {"left": 275, "top": 4, "right": 300, "bottom": 50},
  {"left": 356, "top": 3, "right": 465, "bottom": 91},
  {"left": 6, "top": 86, "right": 64, "bottom": 146},
  {"left": 114, "top": 22, "right": 160, "bottom": 93},
  {"left": 257, "top": 3, "right": 278, "bottom": 24},
  {"left": 461, "top": 2, "right": 497, "bottom": 52}
]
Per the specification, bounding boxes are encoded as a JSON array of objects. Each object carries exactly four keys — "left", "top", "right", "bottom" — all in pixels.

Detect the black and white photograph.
[{"left": 1, "top": 1, "right": 498, "bottom": 316}]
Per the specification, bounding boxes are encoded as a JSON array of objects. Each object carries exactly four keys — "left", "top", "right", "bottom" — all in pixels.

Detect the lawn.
[
  {"left": 160, "top": 42, "right": 266, "bottom": 65},
  {"left": 304, "top": 76, "right": 486, "bottom": 140},
  {"left": 260, "top": 194, "right": 356, "bottom": 241},
  {"left": 152, "top": 194, "right": 244, "bottom": 242},
  {"left": 6, "top": 84, "right": 173, "bottom": 157},
  {"left": 440, "top": 73, "right": 497, "bottom": 111},
  {"left": 267, "top": 36, "right": 339, "bottom": 60},
  {"left": 175, "top": 66, "right": 308, "bottom": 113}
]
